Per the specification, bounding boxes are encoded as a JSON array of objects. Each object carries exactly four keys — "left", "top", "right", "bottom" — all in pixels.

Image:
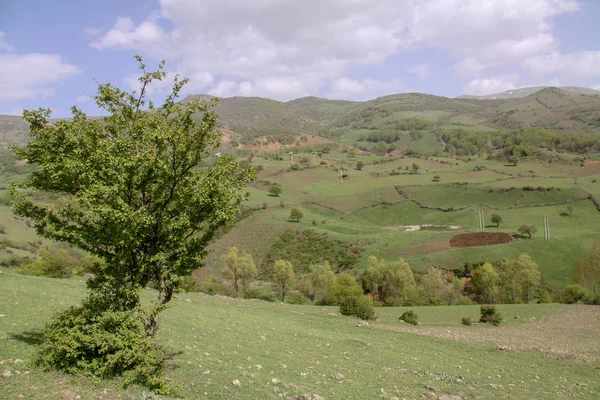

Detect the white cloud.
[
  {"left": 0, "top": 54, "right": 81, "bottom": 102},
  {"left": 89, "top": 0, "right": 581, "bottom": 99},
  {"left": 327, "top": 77, "right": 406, "bottom": 100},
  {"left": 0, "top": 31, "right": 15, "bottom": 52},
  {"left": 91, "top": 17, "right": 169, "bottom": 50},
  {"left": 523, "top": 50, "right": 600, "bottom": 77},
  {"left": 408, "top": 63, "right": 431, "bottom": 79},
  {"left": 463, "top": 74, "right": 518, "bottom": 96}
]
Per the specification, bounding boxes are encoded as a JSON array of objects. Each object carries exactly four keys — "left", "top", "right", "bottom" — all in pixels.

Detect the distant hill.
[
  {"left": 458, "top": 86, "right": 600, "bottom": 100},
  {"left": 2, "top": 87, "right": 600, "bottom": 148}
]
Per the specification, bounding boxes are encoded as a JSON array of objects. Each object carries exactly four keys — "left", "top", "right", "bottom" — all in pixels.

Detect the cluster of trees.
[
  {"left": 211, "top": 251, "right": 550, "bottom": 307},
  {"left": 440, "top": 127, "right": 600, "bottom": 157}
]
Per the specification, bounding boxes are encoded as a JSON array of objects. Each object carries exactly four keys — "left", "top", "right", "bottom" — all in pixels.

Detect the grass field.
[{"left": 1, "top": 269, "right": 599, "bottom": 399}]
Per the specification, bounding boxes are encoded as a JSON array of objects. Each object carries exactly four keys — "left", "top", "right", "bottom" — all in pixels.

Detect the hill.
[{"left": 459, "top": 86, "right": 600, "bottom": 100}]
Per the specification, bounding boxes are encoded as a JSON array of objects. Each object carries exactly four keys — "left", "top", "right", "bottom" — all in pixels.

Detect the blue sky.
[{"left": 1, "top": 0, "right": 600, "bottom": 117}]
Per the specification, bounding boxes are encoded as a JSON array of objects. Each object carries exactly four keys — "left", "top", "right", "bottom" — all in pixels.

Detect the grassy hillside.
[{"left": 1, "top": 269, "right": 599, "bottom": 399}]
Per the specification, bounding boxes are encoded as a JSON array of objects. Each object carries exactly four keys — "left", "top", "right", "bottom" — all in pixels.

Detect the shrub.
[
  {"left": 285, "top": 291, "right": 311, "bottom": 305},
  {"left": 461, "top": 317, "right": 472, "bottom": 326},
  {"left": 562, "top": 284, "right": 591, "bottom": 304},
  {"left": 479, "top": 305, "right": 502, "bottom": 326},
  {"left": 537, "top": 290, "right": 552, "bottom": 304},
  {"left": 339, "top": 295, "right": 377, "bottom": 320},
  {"left": 37, "top": 302, "right": 169, "bottom": 394},
  {"left": 399, "top": 310, "right": 418, "bottom": 325}
]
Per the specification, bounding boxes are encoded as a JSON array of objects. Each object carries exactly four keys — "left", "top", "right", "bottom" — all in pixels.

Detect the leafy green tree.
[
  {"left": 515, "top": 254, "right": 541, "bottom": 303},
  {"left": 11, "top": 56, "right": 255, "bottom": 336},
  {"left": 289, "top": 208, "right": 303, "bottom": 222},
  {"left": 271, "top": 259, "right": 295, "bottom": 302},
  {"left": 411, "top": 163, "right": 420, "bottom": 173},
  {"left": 518, "top": 224, "right": 537, "bottom": 238},
  {"left": 362, "top": 256, "right": 417, "bottom": 304},
  {"left": 268, "top": 185, "right": 282, "bottom": 197},
  {"left": 421, "top": 267, "right": 445, "bottom": 299},
  {"left": 331, "top": 273, "right": 363, "bottom": 305},
  {"left": 309, "top": 261, "right": 336, "bottom": 304},
  {"left": 491, "top": 213, "right": 502, "bottom": 227},
  {"left": 508, "top": 155, "right": 519, "bottom": 166},
  {"left": 472, "top": 263, "right": 500, "bottom": 303},
  {"left": 221, "top": 247, "right": 256, "bottom": 293},
  {"left": 355, "top": 161, "right": 365, "bottom": 170},
  {"left": 576, "top": 238, "right": 600, "bottom": 291},
  {"left": 432, "top": 175, "right": 441, "bottom": 182}
]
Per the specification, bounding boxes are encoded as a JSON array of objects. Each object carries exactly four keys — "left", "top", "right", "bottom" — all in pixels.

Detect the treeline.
[{"left": 441, "top": 127, "right": 600, "bottom": 157}]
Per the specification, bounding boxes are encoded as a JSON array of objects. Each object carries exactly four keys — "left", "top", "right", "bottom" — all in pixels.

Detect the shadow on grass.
[{"left": 10, "top": 330, "right": 45, "bottom": 346}]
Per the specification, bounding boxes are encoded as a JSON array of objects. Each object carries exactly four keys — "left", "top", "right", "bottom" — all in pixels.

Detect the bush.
[
  {"left": 339, "top": 295, "right": 377, "bottom": 320},
  {"left": 399, "top": 310, "right": 418, "bottom": 325},
  {"left": 285, "top": 291, "right": 311, "bottom": 305},
  {"left": 561, "top": 284, "right": 591, "bottom": 304},
  {"left": 37, "top": 302, "right": 170, "bottom": 394},
  {"left": 461, "top": 317, "right": 472, "bottom": 326},
  {"left": 479, "top": 305, "right": 502, "bottom": 326}
]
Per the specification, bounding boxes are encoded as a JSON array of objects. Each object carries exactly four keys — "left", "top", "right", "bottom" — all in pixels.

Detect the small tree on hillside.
[
  {"left": 411, "top": 163, "right": 420, "bottom": 174},
  {"left": 575, "top": 238, "right": 600, "bottom": 291},
  {"left": 289, "top": 208, "right": 303, "bottom": 222},
  {"left": 271, "top": 259, "right": 295, "bottom": 302},
  {"left": 268, "top": 185, "right": 282, "bottom": 197},
  {"left": 432, "top": 175, "right": 441, "bottom": 182},
  {"left": 508, "top": 155, "right": 519, "bottom": 166},
  {"left": 518, "top": 224, "right": 537, "bottom": 238},
  {"left": 356, "top": 161, "right": 365, "bottom": 170},
  {"left": 491, "top": 213, "right": 502, "bottom": 227},
  {"left": 221, "top": 247, "right": 256, "bottom": 293}
]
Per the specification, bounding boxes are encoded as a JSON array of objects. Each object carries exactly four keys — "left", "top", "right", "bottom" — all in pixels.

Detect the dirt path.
[{"left": 373, "top": 305, "right": 600, "bottom": 364}]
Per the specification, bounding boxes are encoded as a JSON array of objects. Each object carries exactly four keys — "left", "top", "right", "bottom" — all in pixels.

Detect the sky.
[{"left": 1, "top": 0, "right": 600, "bottom": 117}]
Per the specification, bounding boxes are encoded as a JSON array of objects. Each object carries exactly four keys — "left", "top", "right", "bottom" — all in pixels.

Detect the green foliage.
[
  {"left": 331, "top": 273, "right": 363, "bottom": 305},
  {"left": 575, "top": 238, "right": 600, "bottom": 291},
  {"left": 479, "top": 305, "right": 502, "bottom": 326},
  {"left": 268, "top": 185, "right": 282, "bottom": 197},
  {"left": 355, "top": 161, "right": 364, "bottom": 170},
  {"left": 399, "top": 310, "right": 418, "bottom": 325},
  {"left": 221, "top": 247, "right": 256, "bottom": 293},
  {"left": 263, "top": 230, "right": 364, "bottom": 275},
  {"left": 285, "top": 291, "right": 311, "bottom": 305},
  {"left": 36, "top": 301, "right": 169, "bottom": 394},
  {"left": 461, "top": 317, "right": 472, "bottom": 326},
  {"left": 309, "top": 261, "right": 336, "bottom": 305},
  {"left": 473, "top": 263, "right": 500, "bottom": 303},
  {"left": 271, "top": 259, "right": 295, "bottom": 302},
  {"left": 508, "top": 155, "right": 520, "bottom": 166},
  {"left": 16, "top": 249, "right": 99, "bottom": 279},
  {"left": 561, "top": 284, "right": 592, "bottom": 304},
  {"left": 361, "top": 256, "right": 417, "bottom": 305},
  {"left": 518, "top": 224, "right": 537, "bottom": 238},
  {"left": 491, "top": 213, "right": 502, "bottom": 227},
  {"left": 289, "top": 208, "right": 303, "bottom": 222},
  {"left": 339, "top": 294, "right": 377, "bottom": 320},
  {"left": 432, "top": 175, "right": 441, "bottom": 182}
]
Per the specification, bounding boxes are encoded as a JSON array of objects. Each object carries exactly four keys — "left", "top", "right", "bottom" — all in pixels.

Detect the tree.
[
  {"left": 575, "top": 238, "right": 600, "bottom": 292},
  {"left": 472, "top": 263, "right": 500, "bottom": 303},
  {"left": 268, "top": 185, "right": 282, "bottom": 197},
  {"left": 432, "top": 175, "right": 441, "bottom": 182},
  {"left": 221, "top": 247, "right": 256, "bottom": 293},
  {"left": 515, "top": 254, "right": 541, "bottom": 303},
  {"left": 356, "top": 161, "right": 365, "bottom": 170},
  {"left": 491, "top": 213, "right": 502, "bottom": 227},
  {"left": 411, "top": 163, "right": 420, "bottom": 173},
  {"left": 361, "top": 256, "right": 417, "bottom": 305},
  {"left": 11, "top": 56, "right": 255, "bottom": 336},
  {"left": 309, "top": 261, "right": 336, "bottom": 304},
  {"left": 421, "top": 267, "right": 445, "bottom": 299},
  {"left": 289, "top": 208, "right": 303, "bottom": 222},
  {"left": 272, "top": 259, "right": 295, "bottom": 302},
  {"left": 518, "top": 224, "right": 537, "bottom": 238},
  {"left": 508, "top": 155, "right": 519, "bottom": 166}
]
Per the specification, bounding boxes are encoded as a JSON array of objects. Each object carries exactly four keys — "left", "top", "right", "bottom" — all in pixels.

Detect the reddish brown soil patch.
[{"left": 449, "top": 232, "right": 513, "bottom": 248}]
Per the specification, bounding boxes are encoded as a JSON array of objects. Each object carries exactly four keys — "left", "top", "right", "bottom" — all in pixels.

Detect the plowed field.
[{"left": 449, "top": 231, "right": 513, "bottom": 247}]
